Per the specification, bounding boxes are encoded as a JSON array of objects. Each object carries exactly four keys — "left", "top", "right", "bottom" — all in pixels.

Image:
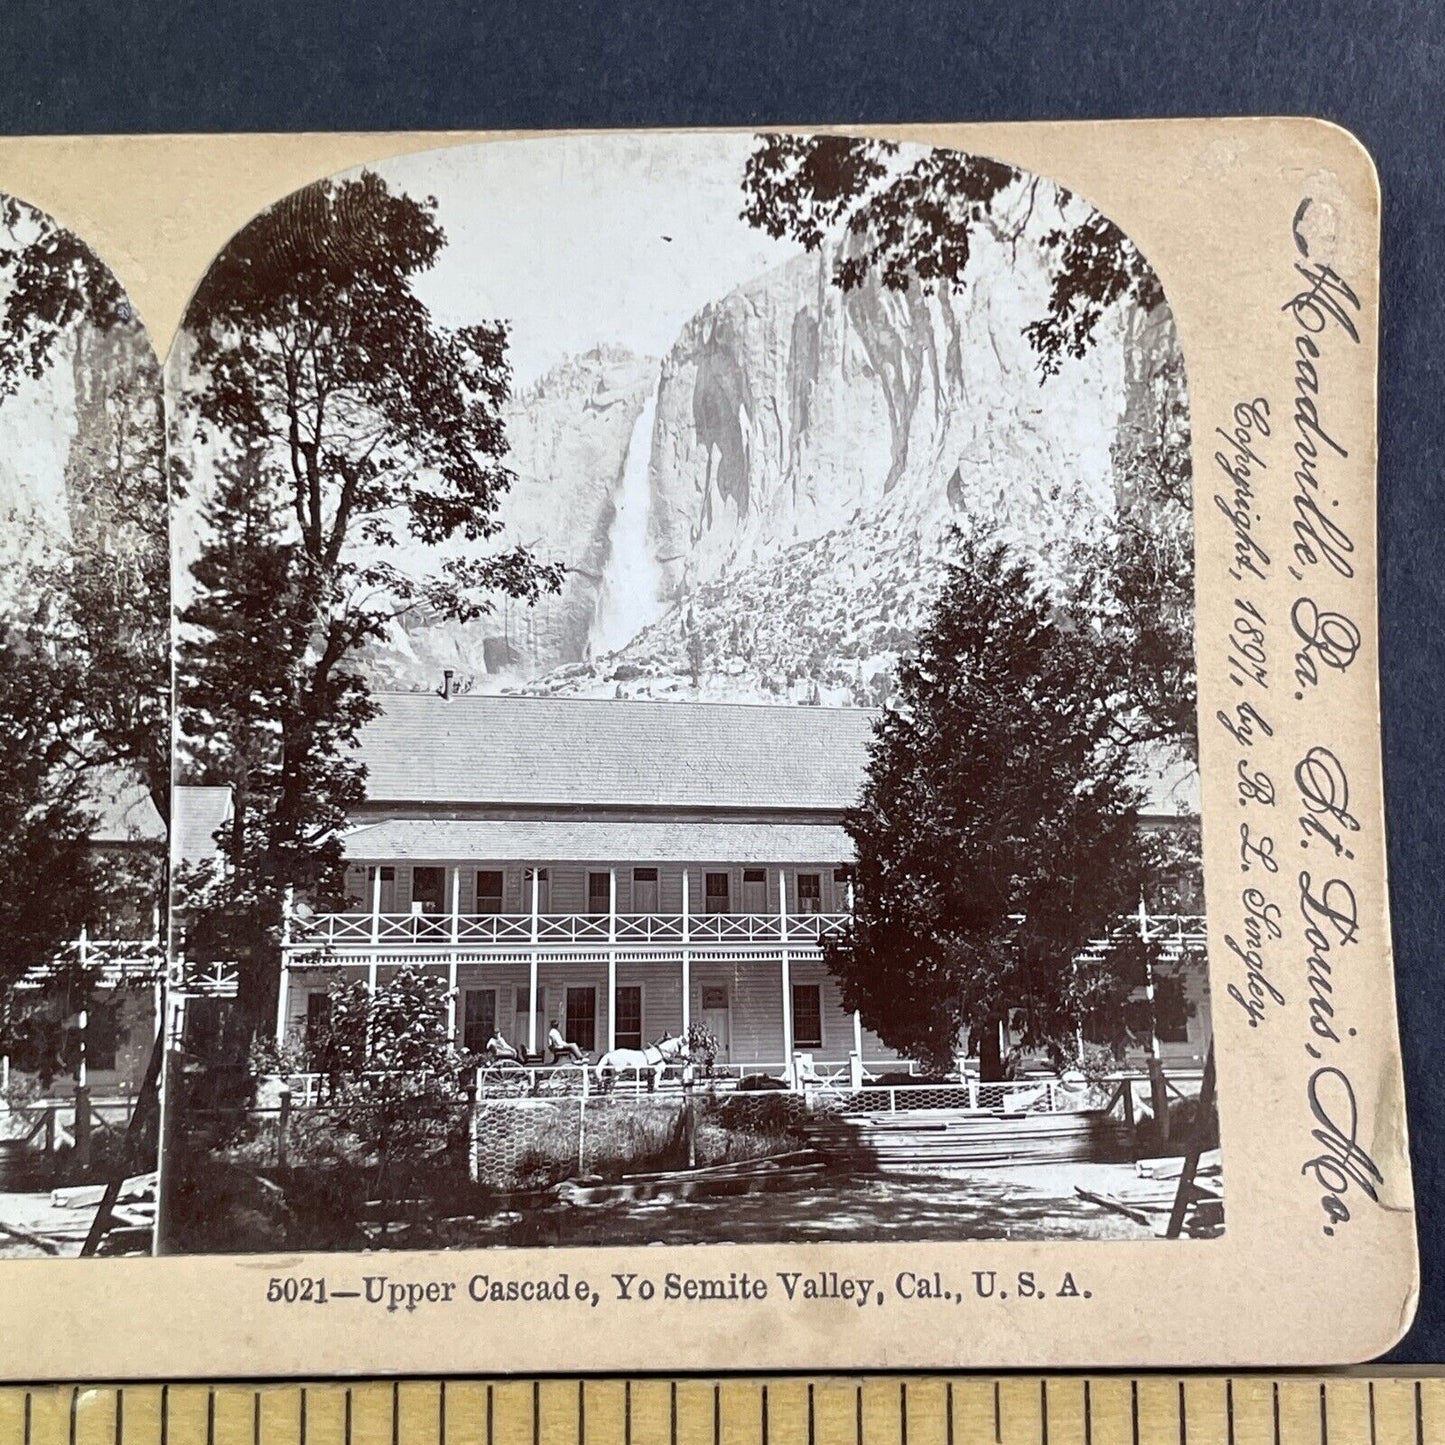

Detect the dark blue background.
[{"left": 1, "top": 0, "right": 1440, "bottom": 1364}]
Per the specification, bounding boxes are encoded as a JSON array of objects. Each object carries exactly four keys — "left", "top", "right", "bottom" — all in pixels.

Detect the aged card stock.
[{"left": 0, "top": 120, "right": 1415, "bottom": 1373}]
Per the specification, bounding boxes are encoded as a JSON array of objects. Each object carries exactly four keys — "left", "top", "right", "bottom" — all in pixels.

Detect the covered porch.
[{"left": 277, "top": 813, "right": 899, "bottom": 1080}]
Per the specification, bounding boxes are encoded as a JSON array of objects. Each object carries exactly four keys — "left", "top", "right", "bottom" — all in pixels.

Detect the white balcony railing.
[
  {"left": 285, "top": 906, "right": 1206, "bottom": 955},
  {"left": 19, "top": 934, "right": 165, "bottom": 990},
  {"left": 286, "top": 909, "right": 852, "bottom": 951}
]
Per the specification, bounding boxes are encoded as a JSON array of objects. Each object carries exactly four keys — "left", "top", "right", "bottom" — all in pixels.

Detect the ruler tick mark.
[
  {"left": 1083, "top": 1382, "right": 1091, "bottom": 1445},
  {"left": 253, "top": 1391, "right": 260, "bottom": 1445},
  {"left": 1319, "top": 1383, "right": 1327, "bottom": 1445},
  {"left": 945, "top": 1383, "right": 954, "bottom": 1445},
  {"left": 808, "top": 1385, "right": 816, "bottom": 1445},
  {"left": 1040, "top": 1380, "right": 1048, "bottom": 1445},
  {"left": 761, "top": 1384, "right": 769, "bottom": 1445},
  {"left": 207, "top": 1389, "right": 216, "bottom": 1445},
  {"left": 301, "top": 1386, "right": 308, "bottom": 1445},
  {"left": 1226, "top": 1380, "right": 1234, "bottom": 1445},
  {"left": 579, "top": 1380, "right": 586, "bottom": 1445},
  {"left": 1272, "top": 1383, "right": 1280, "bottom": 1445},
  {"left": 857, "top": 1385, "right": 864, "bottom": 1445},
  {"left": 1416, "top": 1380, "right": 1424, "bottom": 1445},
  {"left": 533, "top": 1381, "right": 540, "bottom": 1445},
  {"left": 900, "top": 1382, "right": 908, "bottom": 1445},
  {"left": 345, "top": 1389, "right": 353, "bottom": 1445},
  {"left": 1368, "top": 1382, "right": 1376, "bottom": 1445},
  {"left": 1130, "top": 1381, "right": 1139, "bottom": 1445},
  {"left": 993, "top": 1381, "right": 1001, "bottom": 1445},
  {"left": 713, "top": 1385, "right": 720, "bottom": 1445},
  {"left": 1178, "top": 1380, "right": 1186, "bottom": 1445},
  {"left": 393, "top": 1382, "right": 401, "bottom": 1445},
  {"left": 114, "top": 1388, "right": 122, "bottom": 1445},
  {"left": 624, "top": 1381, "right": 631, "bottom": 1445},
  {"left": 161, "top": 1384, "right": 169, "bottom": 1445},
  {"left": 670, "top": 1382, "right": 677, "bottom": 1445},
  {"left": 68, "top": 1387, "right": 77, "bottom": 1445},
  {"left": 487, "top": 1384, "right": 494, "bottom": 1445}
]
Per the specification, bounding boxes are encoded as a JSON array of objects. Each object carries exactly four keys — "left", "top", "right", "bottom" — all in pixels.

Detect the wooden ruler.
[{"left": 0, "top": 1376, "right": 1440, "bottom": 1445}]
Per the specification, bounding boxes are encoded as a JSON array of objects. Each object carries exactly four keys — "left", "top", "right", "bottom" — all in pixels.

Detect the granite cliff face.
[
  {"left": 0, "top": 320, "right": 162, "bottom": 596},
  {"left": 366, "top": 345, "right": 657, "bottom": 690},
  {"left": 647, "top": 238, "right": 1128, "bottom": 604},
  {"left": 373, "top": 224, "right": 1183, "bottom": 704}
]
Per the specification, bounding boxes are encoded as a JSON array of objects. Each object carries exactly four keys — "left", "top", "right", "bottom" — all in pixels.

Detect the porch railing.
[
  {"left": 270, "top": 1065, "right": 1200, "bottom": 1113},
  {"left": 287, "top": 909, "right": 852, "bottom": 949},
  {"left": 18, "top": 935, "right": 165, "bottom": 990}
]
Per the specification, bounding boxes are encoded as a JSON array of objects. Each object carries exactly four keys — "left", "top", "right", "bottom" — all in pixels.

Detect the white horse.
[{"left": 595, "top": 1033, "right": 690, "bottom": 1093}]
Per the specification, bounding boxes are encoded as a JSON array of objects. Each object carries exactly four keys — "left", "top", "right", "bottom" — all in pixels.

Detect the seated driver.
[
  {"left": 547, "top": 1019, "right": 587, "bottom": 1063},
  {"left": 486, "top": 1028, "right": 522, "bottom": 1064}
]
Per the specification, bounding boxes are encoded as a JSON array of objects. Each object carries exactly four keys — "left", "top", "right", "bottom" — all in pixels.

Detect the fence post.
[
  {"left": 276, "top": 1087, "right": 292, "bottom": 1169},
  {"left": 468, "top": 1078, "right": 481, "bottom": 1184},
  {"left": 1122, "top": 1080, "right": 1137, "bottom": 1131},
  {"left": 889, "top": 1088, "right": 896, "bottom": 1115},
  {"left": 1148, "top": 1059, "right": 1170, "bottom": 1145},
  {"left": 44, "top": 1104, "right": 56, "bottom": 1155},
  {"left": 73, "top": 1084, "right": 91, "bottom": 1170},
  {"left": 578, "top": 1061, "right": 589, "bottom": 1175},
  {"left": 967, "top": 1078, "right": 979, "bottom": 1110}
]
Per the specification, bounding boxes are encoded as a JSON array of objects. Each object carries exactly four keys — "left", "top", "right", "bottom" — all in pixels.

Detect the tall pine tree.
[
  {"left": 0, "top": 199, "right": 169, "bottom": 979},
  {"left": 825, "top": 530, "right": 1160, "bottom": 1078},
  {"left": 174, "top": 170, "right": 563, "bottom": 1029}
]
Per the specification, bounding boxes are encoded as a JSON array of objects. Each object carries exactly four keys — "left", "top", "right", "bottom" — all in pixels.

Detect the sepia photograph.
[
  {"left": 160, "top": 131, "right": 1216, "bottom": 1256},
  {"left": 0, "top": 193, "right": 168, "bottom": 1256}
]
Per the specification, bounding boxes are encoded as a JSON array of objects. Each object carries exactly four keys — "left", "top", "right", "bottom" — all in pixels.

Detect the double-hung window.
[
  {"left": 475, "top": 870, "right": 504, "bottom": 914},
  {"left": 791, "top": 984, "right": 824, "bottom": 1049},
  {"left": 704, "top": 872, "right": 730, "bottom": 914}
]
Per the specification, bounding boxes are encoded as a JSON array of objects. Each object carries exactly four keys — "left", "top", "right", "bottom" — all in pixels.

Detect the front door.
[
  {"left": 463, "top": 987, "right": 497, "bottom": 1053},
  {"left": 700, "top": 984, "right": 731, "bottom": 1063},
  {"left": 742, "top": 869, "right": 768, "bottom": 913},
  {"left": 565, "top": 986, "right": 597, "bottom": 1053},
  {"left": 411, "top": 866, "right": 446, "bottom": 914},
  {"left": 515, "top": 986, "right": 546, "bottom": 1051}
]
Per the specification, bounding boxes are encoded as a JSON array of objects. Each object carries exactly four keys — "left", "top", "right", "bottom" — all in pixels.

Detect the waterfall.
[{"left": 593, "top": 382, "right": 665, "bottom": 655}]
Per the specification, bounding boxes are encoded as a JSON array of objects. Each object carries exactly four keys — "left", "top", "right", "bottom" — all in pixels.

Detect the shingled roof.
[
  {"left": 341, "top": 818, "right": 853, "bottom": 864},
  {"left": 354, "top": 693, "right": 879, "bottom": 811},
  {"left": 352, "top": 692, "right": 1200, "bottom": 819}
]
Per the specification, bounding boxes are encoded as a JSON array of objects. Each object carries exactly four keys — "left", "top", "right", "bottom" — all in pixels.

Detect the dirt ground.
[
  {"left": 452, "top": 1160, "right": 1164, "bottom": 1249},
  {"left": 0, "top": 1191, "right": 96, "bottom": 1258}
]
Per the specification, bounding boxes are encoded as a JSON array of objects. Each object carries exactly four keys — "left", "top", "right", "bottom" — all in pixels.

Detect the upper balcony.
[{"left": 285, "top": 907, "right": 851, "bottom": 952}]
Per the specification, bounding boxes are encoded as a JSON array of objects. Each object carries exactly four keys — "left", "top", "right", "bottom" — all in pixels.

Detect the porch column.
[
  {"left": 528, "top": 868, "right": 540, "bottom": 1055},
  {"left": 1139, "top": 896, "right": 1169, "bottom": 1143},
  {"left": 277, "top": 882, "right": 293, "bottom": 1047},
  {"left": 847, "top": 880, "right": 861, "bottom": 1076},
  {"left": 447, "top": 866, "right": 461, "bottom": 1044},
  {"left": 276, "top": 957, "right": 291, "bottom": 1049},
  {"left": 680, "top": 868, "right": 691, "bottom": 1035},
  {"left": 607, "top": 867, "right": 617, "bottom": 1052},
  {"left": 370, "top": 866, "right": 382, "bottom": 946},
  {"left": 778, "top": 870, "right": 794, "bottom": 1084}
]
